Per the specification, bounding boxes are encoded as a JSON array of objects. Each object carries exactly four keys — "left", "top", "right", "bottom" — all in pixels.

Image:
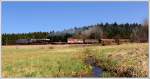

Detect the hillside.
[{"left": 2, "top": 22, "right": 148, "bottom": 45}]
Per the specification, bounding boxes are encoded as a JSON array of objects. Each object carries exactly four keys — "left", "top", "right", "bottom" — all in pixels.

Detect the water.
[
  {"left": 92, "top": 66, "right": 103, "bottom": 77},
  {"left": 85, "top": 56, "right": 103, "bottom": 77}
]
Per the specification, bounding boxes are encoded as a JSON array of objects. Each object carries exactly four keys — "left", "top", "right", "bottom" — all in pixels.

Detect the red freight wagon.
[{"left": 67, "top": 38, "right": 84, "bottom": 44}]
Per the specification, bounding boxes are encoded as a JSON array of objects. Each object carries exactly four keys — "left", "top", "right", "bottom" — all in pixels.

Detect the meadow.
[{"left": 2, "top": 43, "right": 148, "bottom": 77}]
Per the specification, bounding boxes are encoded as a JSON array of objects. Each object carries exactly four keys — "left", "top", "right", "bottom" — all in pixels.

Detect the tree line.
[{"left": 2, "top": 21, "right": 148, "bottom": 45}]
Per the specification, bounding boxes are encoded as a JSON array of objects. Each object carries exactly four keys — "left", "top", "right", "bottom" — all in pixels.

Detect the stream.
[
  {"left": 92, "top": 65, "right": 103, "bottom": 77},
  {"left": 85, "top": 55, "right": 103, "bottom": 77}
]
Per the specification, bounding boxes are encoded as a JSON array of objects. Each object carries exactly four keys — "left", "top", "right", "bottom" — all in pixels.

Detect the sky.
[{"left": 2, "top": 1, "right": 149, "bottom": 33}]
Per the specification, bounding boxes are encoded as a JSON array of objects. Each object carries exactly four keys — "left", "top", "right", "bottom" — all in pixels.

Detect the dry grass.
[
  {"left": 2, "top": 44, "right": 91, "bottom": 77},
  {"left": 85, "top": 43, "right": 148, "bottom": 77},
  {"left": 2, "top": 43, "right": 148, "bottom": 77}
]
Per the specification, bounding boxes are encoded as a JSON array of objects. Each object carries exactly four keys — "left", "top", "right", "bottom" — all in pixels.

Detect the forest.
[{"left": 2, "top": 21, "right": 148, "bottom": 45}]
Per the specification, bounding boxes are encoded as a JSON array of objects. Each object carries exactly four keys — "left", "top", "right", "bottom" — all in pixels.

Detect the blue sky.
[{"left": 2, "top": 1, "right": 148, "bottom": 33}]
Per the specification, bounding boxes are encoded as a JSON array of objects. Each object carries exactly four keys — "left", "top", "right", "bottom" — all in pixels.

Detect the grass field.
[{"left": 2, "top": 43, "right": 148, "bottom": 77}]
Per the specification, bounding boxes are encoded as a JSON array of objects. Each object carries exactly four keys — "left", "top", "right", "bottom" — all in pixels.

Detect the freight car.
[
  {"left": 84, "top": 39, "right": 99, "bottom": 44},
  {"left": 100, "top": 39, "right": 116, "bottom": 46},
  {"left": 118, "top": 39, "right": 130, "bottom": 44},
  {"left": 67, "top": 38, "right": 84, "bottom": 44}
]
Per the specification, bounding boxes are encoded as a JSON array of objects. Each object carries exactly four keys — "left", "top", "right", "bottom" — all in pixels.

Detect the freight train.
[{"left": 15, "top": 38, "right": 130, "bottom": 45}]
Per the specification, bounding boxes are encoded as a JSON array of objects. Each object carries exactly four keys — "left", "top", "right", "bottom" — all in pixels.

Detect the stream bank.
[
  {"left": 84, "top": 55, "right": 103, "bottom": 77},
  {"left": 82, "top": 49, "right": 118, "bottom": 77}
]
